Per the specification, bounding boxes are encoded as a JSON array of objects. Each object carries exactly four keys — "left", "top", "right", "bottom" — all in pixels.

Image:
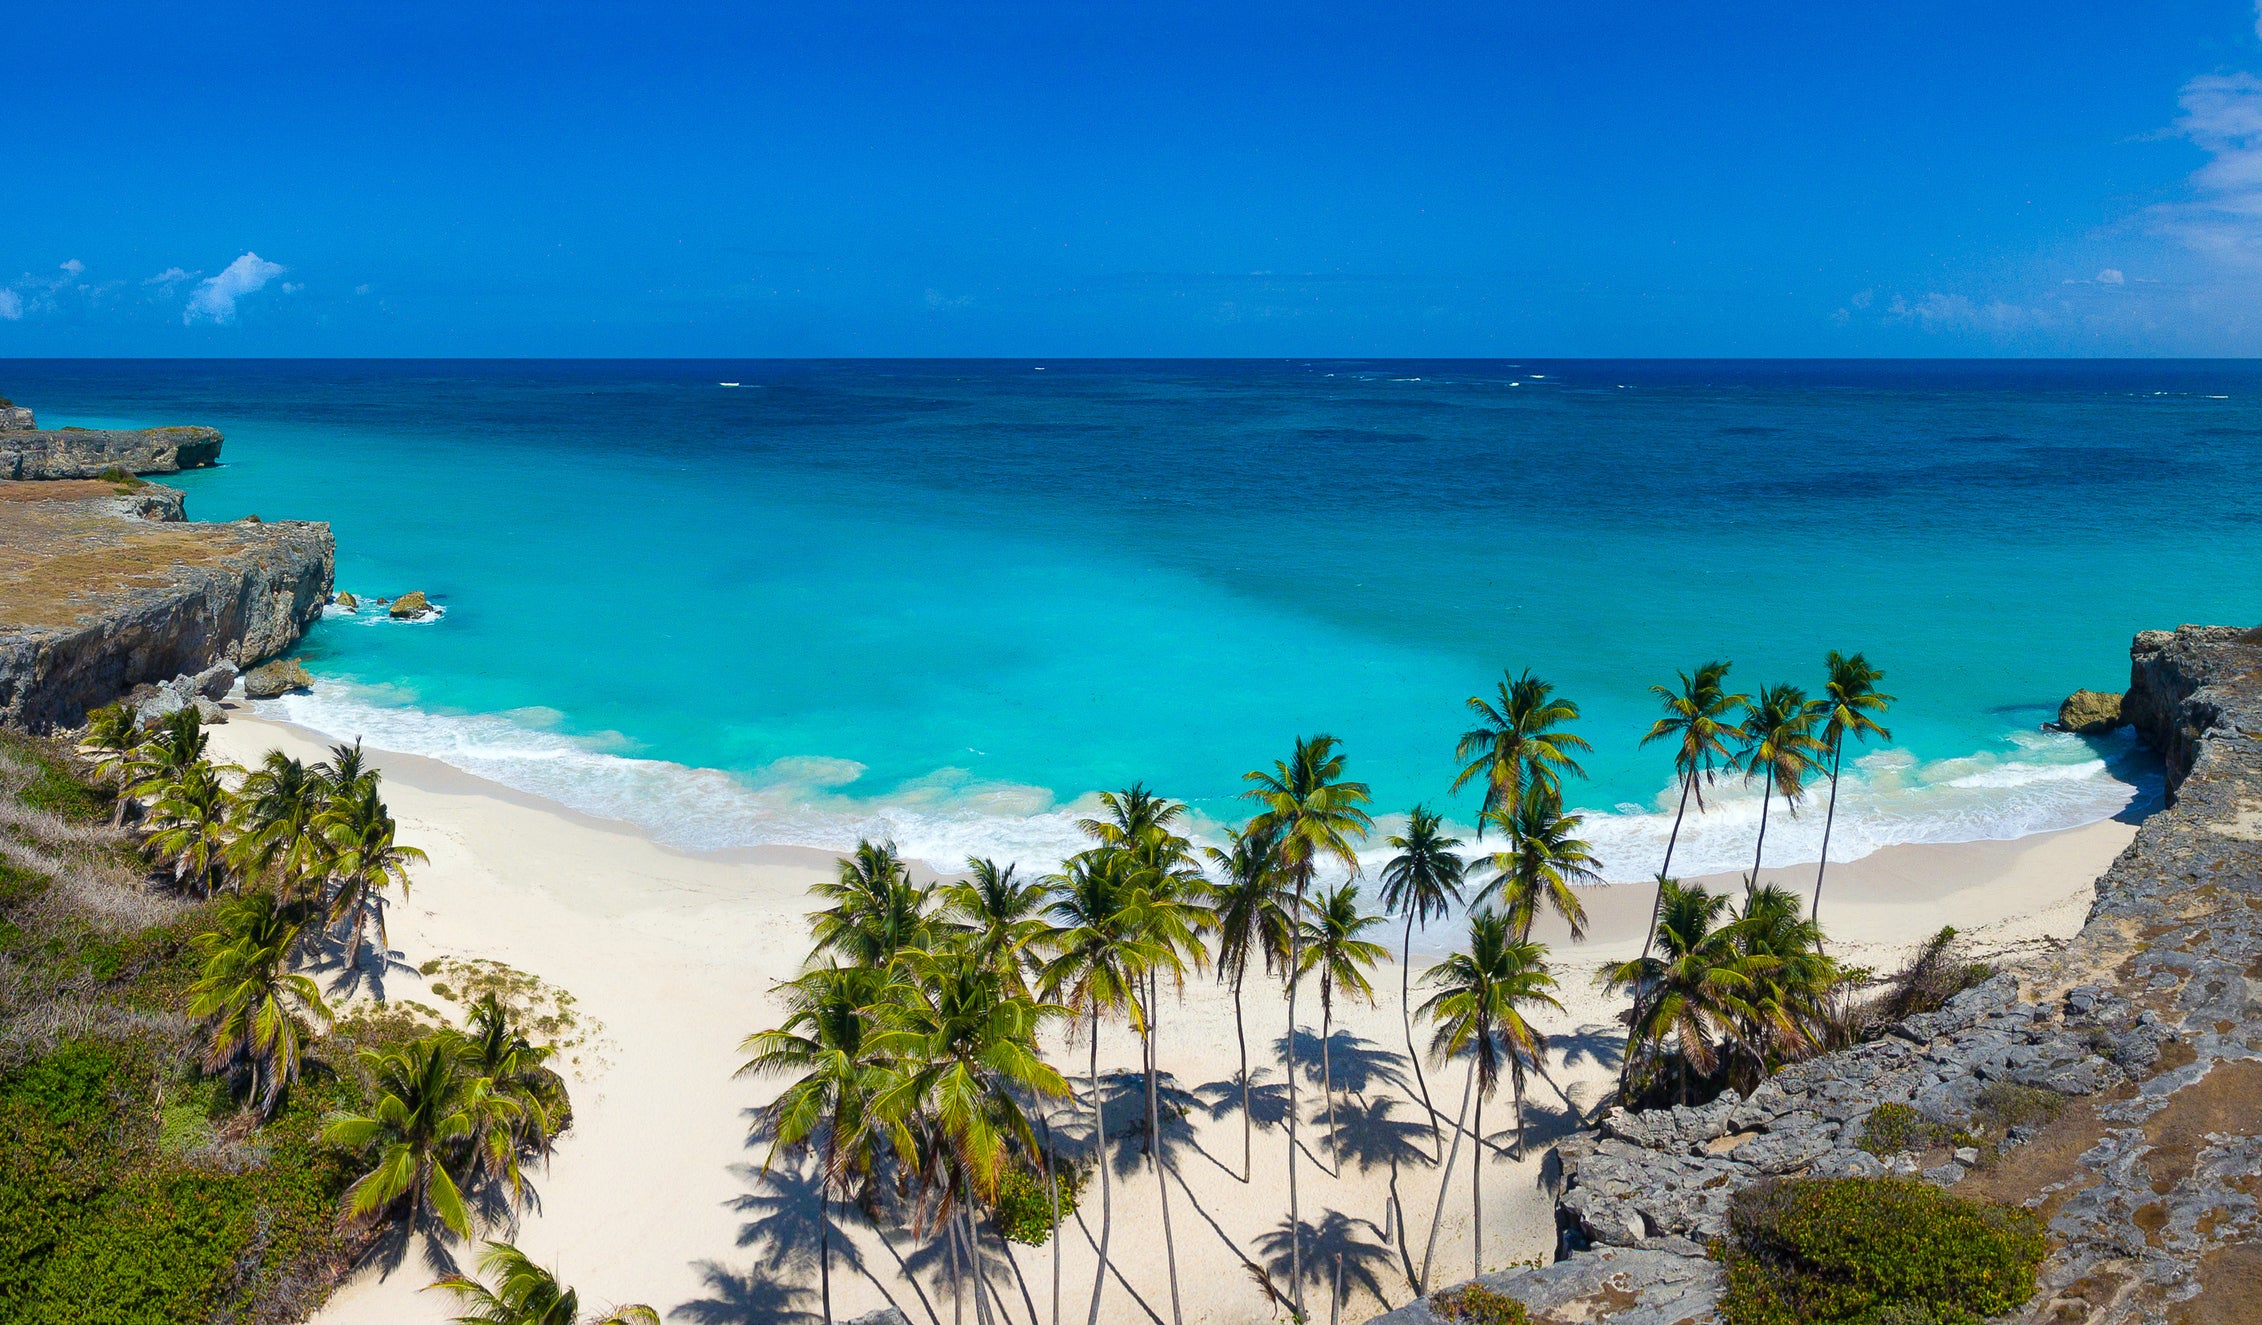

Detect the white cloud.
[
  {"left": 59, "top": 259, "right": 84, "bottom": 276},
  {"left": 354, "top": 284, "right": 372, "bottom": 295},
  {"left": 0, "top": 290, "right": 19, "bottom": 321},
  {"left": 144, "top": 266, "right": 198, "bottom": 288},
  {"left": 2150, "top": 72, "right": 2262, "bottom": 265},
  {"left": 183, "top": 252, "right": 286, "bottom": 325},
  {"left": 280, "top": 282, "right": 303, "bottom": 294},
  {"left": 2096, "top": 268, "right": 2125, "bottom": 284}
]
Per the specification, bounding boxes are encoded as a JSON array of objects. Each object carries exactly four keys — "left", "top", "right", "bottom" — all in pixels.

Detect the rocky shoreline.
[
  {"left": 0, "top": 409, "right": 333, "bottom": 731},
  {"left": 1381, "top": 623, "right": 2262, "bottom": 1325}
]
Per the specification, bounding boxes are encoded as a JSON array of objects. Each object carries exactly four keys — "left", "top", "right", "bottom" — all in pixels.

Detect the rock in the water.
[
  {"left": 389, "top": 590, "right": 430, "bottom": 618},
  {"left": 2054, "top": 688, "right": 2124, "bottom": 734},
  {"left": 334, "top": 591, "right": 358, "bottom": 611},
  {"left": 191, "top": 661, "right": 238, "bottom": 700},
  {"left": 243, "top": 658, "right": 314, "bottom": 698}
]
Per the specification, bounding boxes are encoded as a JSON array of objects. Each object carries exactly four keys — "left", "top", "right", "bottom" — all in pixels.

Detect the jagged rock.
[
  {"left": 191, "top": 661, "right": 238, "bottom": 700},
  {"left": 243, "top": 658, "right": 314, "bottom": 699},
  {"left": 2055, "top": 687, "right": 2126, "bottom": 734},
  {"left": 334, "top": 591, "right": 358, "bottom": 611},
  {"left": 0, "top": 426, "right": 222, "bottom": 478},
  {"left": 192, "top": 696, "right": 227, "bottom": 724},
  {"left": 0, "top": 405, "right": 33, "bottom": 431},
  {"left": 843, "top": 1311, "right": 909, "bottom": 1325},
  {"left": 389, "top": 590, "right": 430, "bottom": 619},
  {"left": 1368, "top": 1247, "right": 1722, "bottom": 1325}
]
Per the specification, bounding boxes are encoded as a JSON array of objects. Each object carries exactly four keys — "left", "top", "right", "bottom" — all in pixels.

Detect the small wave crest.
[{"left": 259, "top": 682, "right": 2156, "bottom": 881}]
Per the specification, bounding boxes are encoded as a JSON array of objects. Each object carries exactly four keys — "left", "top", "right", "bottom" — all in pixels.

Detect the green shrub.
[
  {"left": 990, "top": 1159, "right": 1086, "bottom": 1245},
  {"left": 1973, "top": 1082, "right": 2064, "bottom": 1132},
  {"left": 1857, "top": 1103, "right": 1947, "bottom": 1156},
  {"left": 1430, "top": 1282, "right": 1532, "bottom": 1324},
  {"left": 1719, "top": 1177, "right": 2045, "bottom": 1325}
]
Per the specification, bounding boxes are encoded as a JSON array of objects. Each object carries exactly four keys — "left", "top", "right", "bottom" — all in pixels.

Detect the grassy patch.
[{"left": 1430, "top": 1282, "right": 1532, "bottom": 1324}]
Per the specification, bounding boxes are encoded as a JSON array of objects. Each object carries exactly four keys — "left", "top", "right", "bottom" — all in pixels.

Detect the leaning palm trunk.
[
  {"left": 1471, "top": 1084, "right": 1485, "bottom": 1279},
  {"left": 1419, "top": 1061, "right": 1475, "bottom": 1294},
  {"left": 819, "top": 1133, "right": 838, "bottom": 1325},
  {"left": 1401, "top": 911, "right": 1440, "bottom": 1148},
  {"left": 1233, "top": 969, "right": 1253, "bottom": 1181},
  {"left": 1319, "top": 981, "right": 1339, "bottom": 1173},
  {"left": 1748, "top": 766, "right": 1776, "bottom": 899},
  {"left": 1041, "top": 1113, "right": 1060, "bottom": 1325},
  {"left": 1085, "top": 1009, "right": 1112, "bottom": 1325},
  {"left": 1144, "top": 1006, "right": 1184, "bottom": 1325},
  {"left": 1621, "top": 771, "right": 1695, "bottom": 1097},
  {"left": 1284, "top": 871, "right": 1307, "bottom": 1315},
  {"left": 1811, "top": 737, "right": 1844, "bottom": 937}
]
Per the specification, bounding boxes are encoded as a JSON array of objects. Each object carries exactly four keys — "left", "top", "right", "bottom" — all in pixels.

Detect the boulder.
[
  {"left": 243, "top": 658, "right": 314, "bottom": 699},
  {"left": 2054, "top": 688, "right": 2124, "bottom": 735},
  {"left": 389, "top": 590, "right": 430, "bottom": 619},
  {"left": 192, "top": 696, "right": 228, "bottom": 724},
  {"left": 334, "top": 591, "right": 358, "bottom": 611},
  {"left": 191, "top": 661, "right": 238, "bottom": 700}
]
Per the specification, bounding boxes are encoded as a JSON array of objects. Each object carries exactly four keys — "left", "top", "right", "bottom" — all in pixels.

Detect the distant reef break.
[{"left": 0, "top": 405, "right": 332, "bottom": 730}]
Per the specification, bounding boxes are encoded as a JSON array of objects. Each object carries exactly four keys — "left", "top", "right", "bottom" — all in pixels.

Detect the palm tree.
[
  {"left": 128, "top": 706, "right": 208, "bottom": 801},
  {"left": 1736, "top": 684, "right": 1827, "bottom": 899},
  {"left": 1415, "top": 911, "right": 1561, "bottom": 1288},
  {"left": 1726, "top": 884, "right": 1840, "bottom": 1091},
  {"left": 317, "top": 737, "right": 374, "bottom": 797},
  {"left": 1599, "top": 880, "right": 1754, "bottom": 1105},
  {"left": 431, "top": 1240, "right": 660, "bottom": 1324},
  {"left": 1295, "top": 881, "right": 1389, "bottom": 1170},
  {"left": 1241, "top": 734, "right": 1371, "bottom": 1317},
  {"left": 1039, "top": 850, "right": 1162, "bottom": 1325},
  {"left": 145, "top": 760, "right": 237, "bottom": 897},
  {"left": 873, "top": 947, "right": 1070, "bottom": 1325},
  {"left": 739, "top": 964, "right": 887, "bottom": 1325},
  {"left": 943, "top": 858, "right": 1050, "bottom": 992},
  {"left": 1377, "top": 805, "right": 1465, "bottom": 1144},
  {"left": 1450, "top": 671, "right": 1590, "bottom": 831},
  {"left": 460, "top": 993, "right": 567, "bottom": 1187},
  {"left": 78, "top": 702, "right": 145, "bottom": 823},
  {"left": 229, "top": 751, "right": 333, "bottom": 898},
  {"left": 1204, "top": 826, "right": 1291, "bottom": 1181},
  {"left": 811, "top": 839, "right": 934, "bottom": 970},
  {"left": 1810, "top": 652, "right": 1893, "bottom": 928},
  {"left": 319, "top": 776, "right": 429, "bottom": 964},
  {"left": 188, "top": 892, "right": 331, "bottom": 1117},
  {"left": 1470, "top": 784, "right": 1599, "bottom": 943},
  {"left": 323, "top": 1034, "right": 498, "bottom": 1239},
  {"left": 1622, "top": 661, "right": 1746, "bottom": 1097}
]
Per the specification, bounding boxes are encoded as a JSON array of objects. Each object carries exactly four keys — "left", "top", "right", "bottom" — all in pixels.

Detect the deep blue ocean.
[{"left": 9, "top": 359, "right": 2248, "bottom": 879}]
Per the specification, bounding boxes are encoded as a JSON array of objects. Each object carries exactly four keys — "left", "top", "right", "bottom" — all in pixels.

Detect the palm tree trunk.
[
  {"left": 1233, "top": 967, "right": 1252, "bottom": 1182},
  {"left": 1085, "top": 1008, "right": 1111, "bottom": 1325},
  {"left": 1811, "top": 737, "right": 1843, "bottom": 937},
  {"left": 1143, "top": 972, "right": 1159, "bottom": 1156},
  {"left": 1419, "top": 1061, "right": 1475, "bottom": 1295},
  {"left": 1749, "top": 766, "right": 1775, "bottom": 899},
  {"left": 949, "top": 1207, "right": 965, "bottom": 1325},
  {"left": 1512, "top": 1062, "right": 1528, "bottom": 1159},
  {"left": 1402, "top": 911, "right": 1440, "bottom": 1148},
  {"left": 1471, "top": 1088, "right": 1484, "bottom": 1280},
  {"left": 1041, "top": 1113, "right": 1060, "bottom": 1325},
  {"left": 820, "top": 1135, "right": 838, "bottom": 1325},
  {"left": 1621, "top": 771, "right": 1695, "bottom": 1097},
  {"left": 1285, "top": 870, "right": 1306, "bottom": 1317},
  {"left": 1320, "top": 982, "right": 1338, "bottom": 1174},
  {"left": 962, "top": 1207, "right": 995, "bottom": 1325},
  {"left": 1145, "top": 1013, "right": 1184, "bottom": 1325}
]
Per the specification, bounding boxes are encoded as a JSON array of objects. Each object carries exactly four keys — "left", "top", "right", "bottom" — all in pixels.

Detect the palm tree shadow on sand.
[
  {"left": 673, "top": 1261, "right": 817, "bottom": 1325},
  {"left": 1256, "top": 1209, "right": 1394, "bottom": 1317},
  {"left": 1273, "top": 1027, "right": 1412, "bottom": 1096},
  {"left": 716, "top": 1121, "right": 944, "bottom": 1325}
]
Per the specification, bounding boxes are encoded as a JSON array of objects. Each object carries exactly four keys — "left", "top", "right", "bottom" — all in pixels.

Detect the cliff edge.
[
  {"left": 1380, "top": 623, "right": 2262, "bottom": 1325},
  {"left": 0, "top": 479, "right": 333, "bottom": 730}
]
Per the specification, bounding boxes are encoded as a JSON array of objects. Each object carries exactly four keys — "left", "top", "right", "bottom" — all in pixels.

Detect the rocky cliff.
[
  {"left": 0, "top": 480, "right": 332, "bottom": 730},
  {"left": 1379, "top": 623, "right": 2262, "bottom": 1325},
  {"left": 0, "top": 425, "right": 224, "bottom": 478}
]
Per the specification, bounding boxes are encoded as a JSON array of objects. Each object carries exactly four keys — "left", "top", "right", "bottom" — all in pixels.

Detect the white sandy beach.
[{"left": 200, "top": 711, "right": 2138, "bottom": 1325}]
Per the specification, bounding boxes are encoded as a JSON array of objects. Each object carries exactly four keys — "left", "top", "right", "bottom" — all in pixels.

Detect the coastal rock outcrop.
[
  {"left": 388, "top": 590, "right": 432, "bottom": 619},
  {"left": 0, "top": 479, "right": 332, "bottom": 730},
  {"left": 0, "top": 425, "right": 223, "bottom": 478},
  {"left": 1376, "top": 623, "right": 2262, "bottom": 1325},
  {"left": 243, "top": 658, "right": 314, "bottom": 698},
  {"left": 0, "top": 403, "right": 33, "bottom": 431},
  {"left": 2054, "top": 687, "right": 2125, "bottom": 735}
]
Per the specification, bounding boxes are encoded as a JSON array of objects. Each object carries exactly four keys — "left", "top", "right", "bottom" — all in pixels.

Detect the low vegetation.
[
  {"left": 1718, "top": 1177, "right": 2046, "bottom": 1325},
  {"left": 1429, "top": 1281, "right": 1532, "bottom": 1324}
]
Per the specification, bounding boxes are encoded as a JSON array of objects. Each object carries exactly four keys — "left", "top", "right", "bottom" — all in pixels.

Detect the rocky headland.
[
  {"left": 0, "top": 401, "right": 225, "bottom": 479},
  {"left": 0, "top": 469, "right": 332, "bottom": 731},
  {"left": 1381, "top": 623, "right": 2262, "bottom": 1325}
]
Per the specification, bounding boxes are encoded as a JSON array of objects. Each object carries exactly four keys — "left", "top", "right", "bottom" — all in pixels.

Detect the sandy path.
[{"left": 201, "top": 713, "right": 2135, "bottom": 1325}]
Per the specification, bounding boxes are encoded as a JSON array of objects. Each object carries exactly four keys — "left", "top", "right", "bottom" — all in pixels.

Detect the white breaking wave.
[{"left": 257, "top": 682, "right": 2155, "bottom": 882}]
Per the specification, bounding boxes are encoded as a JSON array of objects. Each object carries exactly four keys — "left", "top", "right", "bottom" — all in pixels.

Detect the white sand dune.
[{"left": 202, "top": 712, "right": 2135, "bottom": 1325}]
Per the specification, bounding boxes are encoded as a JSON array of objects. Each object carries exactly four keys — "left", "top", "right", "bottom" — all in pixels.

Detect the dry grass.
[{"left": 0, "top": 493, "right": 264, "bottom": 629}]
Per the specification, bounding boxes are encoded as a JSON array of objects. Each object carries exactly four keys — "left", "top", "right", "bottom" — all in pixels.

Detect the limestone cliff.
[
  {"left": 1379, "top": 623, "right": 2262, "bottom": 1325},
  {"left": 0, "top": 425, "right": 224, "bottom": 478},
  {"left": 0, "top": 480, "right": 332, "bottom": 730}
]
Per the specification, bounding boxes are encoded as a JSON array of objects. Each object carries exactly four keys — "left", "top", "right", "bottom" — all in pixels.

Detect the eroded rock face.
[
  {"left": 0, "top": 426, "right": 224, "bottom": 478},
  {"left": 388, "top": 589, "right": 431, "bottom": 618},
  {"left": 0, "top": 405, "right": 33, "bottom": 431},
  {"left": 1380, "top": 623, "right": 2262, "bottom": 1325},
  {"left": 243, "top": 658, "right": 313, "bottom": 698},
  {"left": 0, "top": 481, "right": 332, "bottom": 730},
  {"left": 2056, "top": 688, "right": 2126, "bottom": 735}
]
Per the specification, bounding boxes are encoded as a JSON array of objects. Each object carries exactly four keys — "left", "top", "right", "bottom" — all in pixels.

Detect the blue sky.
[{"left": 7, "top": 1, "right": 2262, "bottom": 356}]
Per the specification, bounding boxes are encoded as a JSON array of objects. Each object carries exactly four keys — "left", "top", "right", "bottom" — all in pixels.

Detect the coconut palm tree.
[
  {"left": 1810, "top": 652, "right": 1893, "bottom": 928},
  {"left": 1736, "top": 684, "right": 1827, "bottom": 899},
  {"left": 431, "top": 1240, "right": 660, "bottom": 1325},
  {"left": 942, "top": 858, "right": 1051, "bottom": 992},
  {"left": 1377, "top": 805, "right": 1465, "bottom": 1144},
  {"left": 318, "top": 776, "right": 428, "bottom": 964},
  {"left": 460, "top": 993, "right": 567, "bottom": 1181},
  {"left": 1726, "top": 884, "right": 1840, "bottom": 1090},
  {"left": 145, "top": 759, "right": 237, "bottom": 897},
  {"left": 1296, "top": 881, "right": 1389, "bottom": 1171},
  {"left": 1470, "top": 784, "right": 1599, "bottom": 943},
  {"left": 1599, "top": 880, "right": 1754, "bottom": 1105},
  {"left": 1039, "top": 850, "right": 1163, "bottom": 1325},
  {"left": 873, "top": 947, "right": 1070, "bottom": 1325},
  {"left": 811, "top": 839, "right": 935, "bottom": 970},
  {"left": 1120, "top": 841, "right": 1207, "bottom": 1325},
  {"left": 1450, "top": 671, "right": 1591, "bottom": 832},
  {"left": 1204, "top": 826, "right": 1291, "bottom": 1180},
  {"left": 229, "top": 751, "right": 333, "bottom": 898},
  {"left": 188, "top": 891, "right": 331, "bottom": 1117},
  {"left": 739, "top": 964, "right": 888, "bottom": 1325},
  {"left": 78, "top": 702, "right": 146, "bottom": 823},
  {"left": 1415, "top": 911, "right": 1561, "bottom": 1288},
  {"left": 324, "top": 1034, "right": 499, "bottom": 1239},
  {"left": 317, "top": 738, "right": 374, "bottom": 797},
  {"left": 1242, "top": 734, "right": 1372, "bottom": 1316},
  {"left": 128, "top": 706, "right": 208, "bottom": 801},
  {"left": 1622, "top": 661, "right": 1746, "bottom": 1097}
]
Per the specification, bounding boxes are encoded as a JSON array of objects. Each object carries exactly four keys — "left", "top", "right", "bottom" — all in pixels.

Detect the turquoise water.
[{"left": 9, "top": 359, "right": 2239, "bottom": 879}]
